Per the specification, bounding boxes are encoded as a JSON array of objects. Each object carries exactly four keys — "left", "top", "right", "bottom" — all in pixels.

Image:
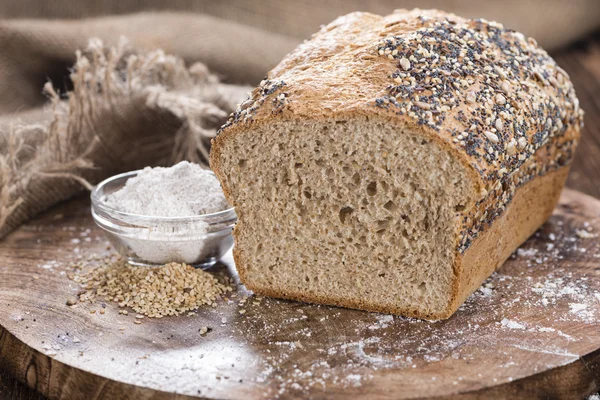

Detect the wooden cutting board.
[{"left": 0, "top": 189, "right": 599, "bottom": 400}]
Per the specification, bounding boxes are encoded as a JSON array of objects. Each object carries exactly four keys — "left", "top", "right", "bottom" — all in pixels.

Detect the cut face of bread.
[{"left": 217, "top": 117, "right": 476, "bottom": 319}]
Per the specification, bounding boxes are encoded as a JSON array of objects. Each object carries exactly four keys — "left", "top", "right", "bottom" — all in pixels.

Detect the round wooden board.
[{"left": 1, "top": 189, "right": 599, "bottom": 400}]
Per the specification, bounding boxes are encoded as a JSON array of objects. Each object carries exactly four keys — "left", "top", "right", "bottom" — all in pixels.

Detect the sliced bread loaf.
[{"left": 210, "top": 9, "right": 583, "bottom": 319}]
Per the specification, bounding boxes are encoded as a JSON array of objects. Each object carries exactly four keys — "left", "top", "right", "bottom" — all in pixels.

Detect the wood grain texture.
[
  {"left": 0, "top": 189, "right": 598, "bottom": 400},
  {"left": 0, "top": 367, "right": 44, "bottom": 400},
  {"left": 561, "top": 31, "right": 600, "bottom": 199}
]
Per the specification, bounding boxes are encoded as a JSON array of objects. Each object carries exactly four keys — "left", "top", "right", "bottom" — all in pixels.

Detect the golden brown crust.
[
  {"left": 211, "top": 9, "right": 583, "bottom": 319},
  {"left": 448, "top": 165, "right": 570, "bottom": 317}
]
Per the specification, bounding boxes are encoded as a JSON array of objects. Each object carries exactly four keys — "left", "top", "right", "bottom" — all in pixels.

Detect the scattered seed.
[
  {"left": 495, "top": 118, "right": 503, "bottom": 131},
  {"left": 484, "top": 131, "right": 499, "bottom": 143},
  {"left": 238, "top": 99, "right": 254, "bottom": 110},
  {"left": 494, "top": 65, "right": 507, "bottom": 79},
  {"left": 507, "top": 138, "right": 517, "bottom": 154},
  {"left": 534, "top": 70, "right": 547, "bottom": 85},
  {"left": 399, "top": 57, "right": 411, "bottom": 71},
  {"left": 414, "top": 101, "right": 431, "bottom": 110},
  {"left": 466, "top": 91, "right": 476, "bottom": 104}
]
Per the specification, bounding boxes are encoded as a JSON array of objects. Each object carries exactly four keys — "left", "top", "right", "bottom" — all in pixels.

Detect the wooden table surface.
[{"left": 1, "top": 30, "right": 600, "bottom": 400}]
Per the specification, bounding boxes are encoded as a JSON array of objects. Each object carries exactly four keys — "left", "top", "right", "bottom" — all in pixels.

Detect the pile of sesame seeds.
[{"left": 69, "top": 258, "right": 233, "bottom": 318}]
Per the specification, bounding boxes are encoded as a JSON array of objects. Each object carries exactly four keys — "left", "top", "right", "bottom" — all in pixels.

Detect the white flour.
[
  {"left": 104, "top": 161, "right": 228, "bottom": 217},
  {"left": 101, "top": 161, "right": 231, "bottom": 264}
]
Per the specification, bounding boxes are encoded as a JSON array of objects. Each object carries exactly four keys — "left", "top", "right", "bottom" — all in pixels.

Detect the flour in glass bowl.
[
  {"left": 99, "top": 161, "right": 232, "bottom": 265},
  {"left": 104, "top": 161, "right": 229, "bottom": 217}
]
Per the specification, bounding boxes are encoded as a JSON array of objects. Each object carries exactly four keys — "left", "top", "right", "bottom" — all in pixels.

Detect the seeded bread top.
[{"left": 215, "top": 9, "right": 583, "bottom": 252}]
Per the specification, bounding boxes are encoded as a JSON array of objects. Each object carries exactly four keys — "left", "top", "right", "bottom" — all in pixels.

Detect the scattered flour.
[
  {"left": 344, "top": 374, "right": 362, "bottom": 387},
  {"left": 516, "top": 248, "right": 538, "bottom": 257},
  {"left": 569, "top": 303, "right": 588, "bottom": 313},
  {"left": 500, "top": 318, "right": 526, "bottom": 330},
  {"left": 478, "top": 280, "right": 495, "bottom": 297},
  {"left": 39, "top": 260, "right": 60, "bottom": 270},
  {"left": 569, "top": 303, "right": 595, "bottom": 322},
  {"left": 532, "top": 276, "right": 587, "bottom": 305},
  {"left": 368, "top": 314, "right": 394, "bottom": 330},
  {"left": 575, "top": 229, "right": 597, "bottom": 239}
]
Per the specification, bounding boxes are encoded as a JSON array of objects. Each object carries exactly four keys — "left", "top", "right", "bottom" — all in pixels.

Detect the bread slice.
[{"left": 210, "top": 9, "right": 583, "bottom": 319}]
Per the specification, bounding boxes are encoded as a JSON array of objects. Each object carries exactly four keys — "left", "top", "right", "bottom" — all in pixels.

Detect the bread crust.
[{"left": 210, "top": 9, "right": 583, "bottom": 319}]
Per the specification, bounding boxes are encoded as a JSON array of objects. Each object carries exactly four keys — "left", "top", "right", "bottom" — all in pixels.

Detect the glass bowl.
[{"left": 90, "top": 170, "right": 237, "bottom": 268}]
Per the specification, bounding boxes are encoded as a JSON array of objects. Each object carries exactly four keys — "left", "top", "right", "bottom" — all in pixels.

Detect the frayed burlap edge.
[{"left": 0, "top": 37, "right": 249, "bottom": 238}]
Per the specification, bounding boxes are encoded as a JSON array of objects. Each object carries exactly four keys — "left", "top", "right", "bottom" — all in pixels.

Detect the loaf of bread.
[{"left": 210, "top": 9, "right": 583, "bottom": 320}]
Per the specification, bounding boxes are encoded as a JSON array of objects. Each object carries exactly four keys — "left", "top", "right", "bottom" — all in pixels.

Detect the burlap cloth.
[{"left": 0, "top": 1, "right": 598, "bottom": 238}]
